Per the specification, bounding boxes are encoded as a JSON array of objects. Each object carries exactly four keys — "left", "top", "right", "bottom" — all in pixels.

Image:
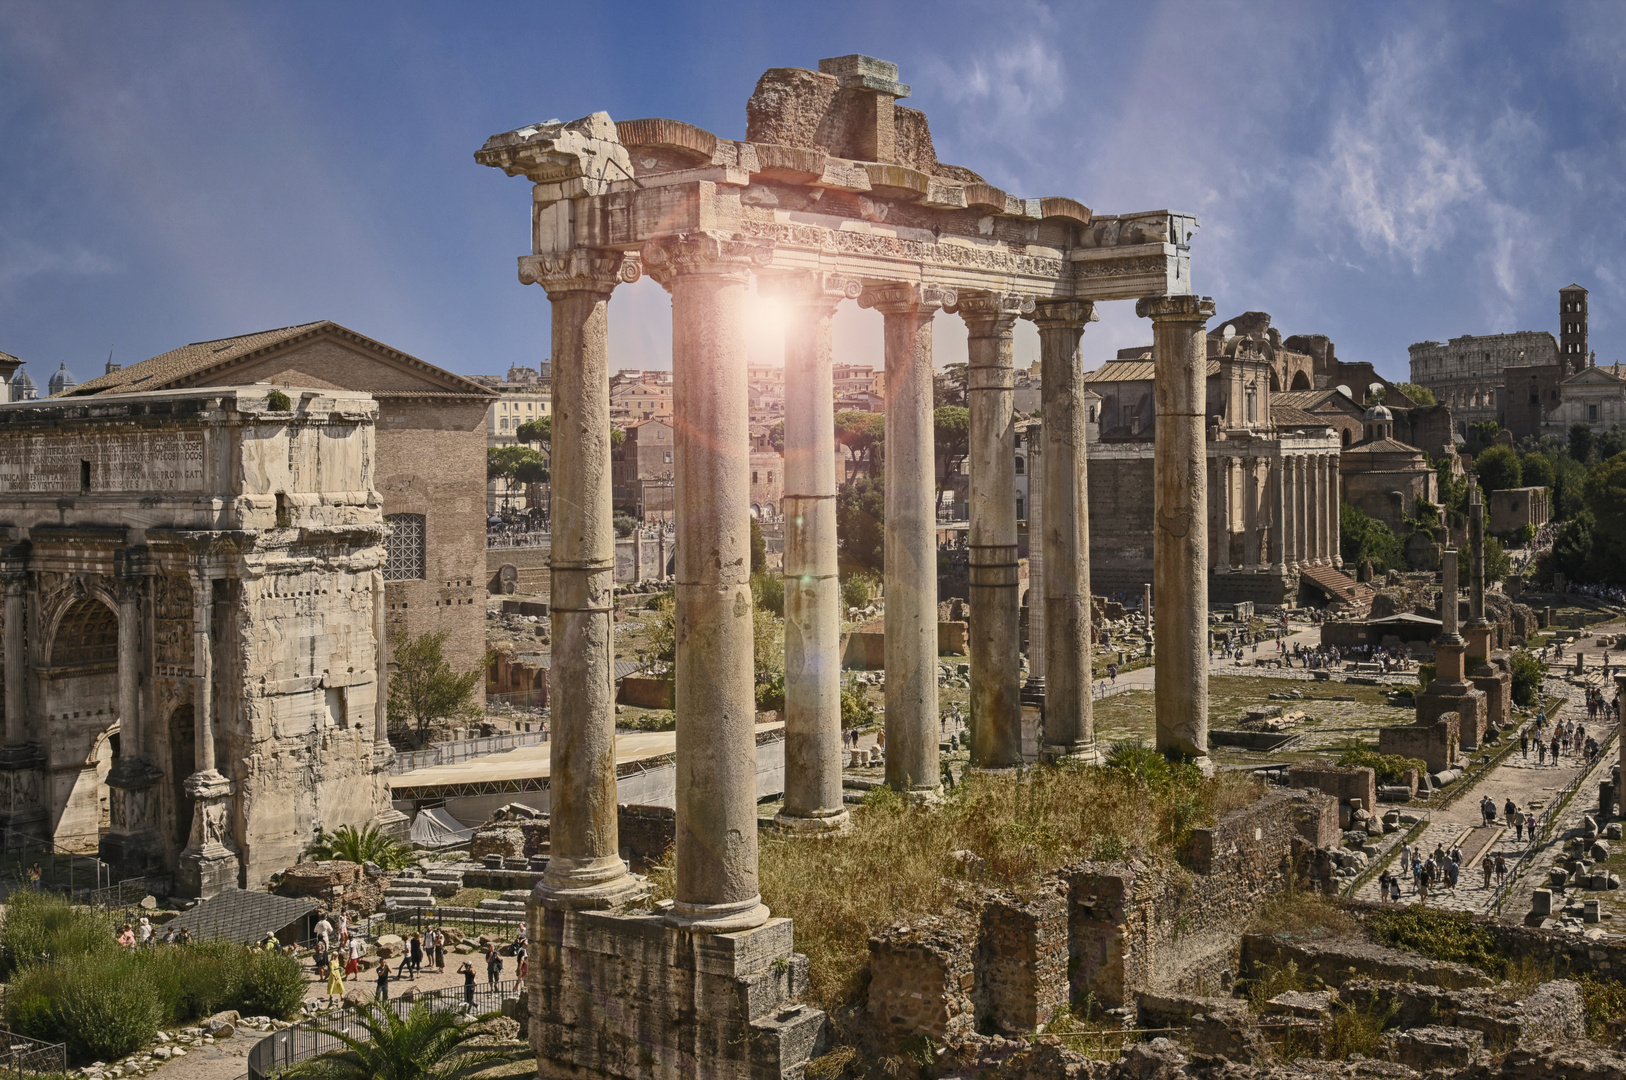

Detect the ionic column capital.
[
  {"left": 1030, "top": 299, "right": 1099, "bottom": 330},
  {"left": 858, "top": 281, "right": 956, "bottom": 315},
  {"left": 518, "top": 250, "right": 638, "bottom": 295},
  {"left": 756, "top": 269, "right": 861, "bottom": 311},
  {"left": 641, "top": 233, "right": 773, "bottom": 291},
  {"left": 958, "top": 292, "right": 1034, "bottom": 337},
  {"left": 1136, "top": 293, "right": 1216, "bottom": 323}
]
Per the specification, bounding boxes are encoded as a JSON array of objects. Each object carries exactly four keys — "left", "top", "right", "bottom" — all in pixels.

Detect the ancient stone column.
[
  {"left": 178, "top": 563, "right": 238, "bottom": 898},
  {"left": 372, "top": 568, "right": 390, "bottom": 754},
  {"left": 1024, "top": 430, "right": 1045, "bottom": 697},
  {"left": 1243, "top": 460, "right": 1261, "bottom": 568},
  {"left": 1213, "top": 456, "right": 1232, "bottom": 572},
  {"left": 520, "top": 251, "right": 641, "bottom": 907},
  {"left": 1329, "top": 454, "right": 1343, "bottom": 568},
  {"left": 116, "top": 577, "right": 142, "bottom": 761},
  {"left": 1309, "top": 455, "right": 1323, "bottom": 564},
  {"left": 190, "top": 569, "right": 217, "bottom": 776},
  {"left": 763, "top": 270, "right": 852, "bottom": 834},
  {"left": 647, "top": 234, "right": 772, "bottom": 930},
  {"left": 1294, "top": 456, "right": 1308, "bottom": 567},
  {"left": 1270, "top": 457, "right": 1287, "bottom": 573},
  {"left": 862, "top": 282, "right": 951, "bottom": 796},
  {"left": 1034, "top": 299, "right": 1099, "bottom": 760},
  {"left": 1138, "top": 294, "right": 1215, "bottom": 766},
  {"left": 1618, "top": 674, "right": 1626, "bottom": 811},
  {"left": 962, "top": 294, "right": 1026, "bottom": 769},
  {"left": 3, "top": 577, "right": 25, "bottom": 748}
]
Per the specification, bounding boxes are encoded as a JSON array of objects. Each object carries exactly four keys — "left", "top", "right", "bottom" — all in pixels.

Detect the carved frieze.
[{"left": 740, "top": 219, "right": 1063, "bottom": 280}]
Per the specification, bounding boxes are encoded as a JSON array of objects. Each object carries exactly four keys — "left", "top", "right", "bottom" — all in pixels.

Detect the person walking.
[
  {"left": 1514, "top": 814, "right": 1524, "bottom": 842},
  {"left": 376, "top": 960, "right": 391, "bottom": 1002},
  {"left": 1538, "top": 740, "right": 1547, "bottom": 765},
  {"left": 459, "top": 960, "right": 477, "bottom": 1009},
  {"left": 1551, "top": 734, "right": 1561, "bottom": 764},
  {"left": 326, "top": 958, "right": 346, "bottom": 1004},
  {"left": 345, "top": 934, "right": 362, "bottom": 977},
  {"left": 1494, "top": 852, "right": 1508, "bottom": 884},
  {"left": 408, "top": 933, "right": 423, "bottom": 981},
  {"left": 1445, "top": 857, "right": 1459, "bottom": 891},
  {"left": 1481, "top": 855, "right": 1493, "bottom": 889},
  {"left": 314, "top": 939, "right": 329, "bottom": 980},
  {"left": 138, "top": 916, "right": 153, "bottom": 948},
  {"left": 314, "top": 913, "right": 333, "bottom": 947},
  {"left": 1520, "top": 730, "right": 1529, "bottom": 760},
  {"left": 1504, "top": 799, "right": 1518, "bottom": 828},
  {"left": 434, "top": 927, "right": 447, "bottom": 973}
]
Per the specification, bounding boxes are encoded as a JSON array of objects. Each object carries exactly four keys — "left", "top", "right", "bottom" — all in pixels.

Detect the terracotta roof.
[
  {"left": 0, "top": 350, "right": 18, "bottom": 365},
  {"left": 68, "top": 321, "right": 494, "bottom": 399},
  {"left": 1085, "top": 359, "right": 1221, "bottom": 383},
  {"left": 1271, "top": 388, "right": 1358, "bottom": 412},
  {"left": 1270, "top": 405, "right": 1329, "bottom": 427},
  {"left": 1345, "top": 437, "right": 1423, "bottom": 456}
]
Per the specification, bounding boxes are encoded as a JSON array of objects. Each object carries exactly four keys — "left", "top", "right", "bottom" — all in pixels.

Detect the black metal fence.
[
  {"left": 0, "top": 826, "right": 119, "bottom": 903},
  {"left": 0, "top": 1028, "right": 67, "bottom": 1078},
  {"left": 245, "top": 980, "right": 520, "bottom": 1080},
  {"left": 371, "top": 908, "right": 527, "bottom": 942}
]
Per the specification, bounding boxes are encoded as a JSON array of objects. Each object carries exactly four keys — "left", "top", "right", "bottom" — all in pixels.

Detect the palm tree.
[
  {"left": 305, "top": 823, "right": 415, "bottom": 872},
  {"left": 282, "top": 998, "right": 512, "bottom": 1080}
]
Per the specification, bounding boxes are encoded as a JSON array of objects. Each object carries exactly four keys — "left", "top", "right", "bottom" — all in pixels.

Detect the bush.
[
  {"left": 46, "top": 956, "right": 161, "bottom": 1062},
  {"left": 751, "top": 572, "right": 785, "bottom": 617},
  {"left": 242, "top": 947, "right": 308, "bottom": 1019},
  {"left": 755, "top": 670, "right": 786, "bottom": 712},
  {"left": 1365, "top": 907, "right": 1506, "bottom": 975},
  {"left": 136, "top": 939, "right": 246, "bottom": 1024},
  {"left": 840, "top": 675, "right": 876, "bottom": 728},
  {"left": 0, "top": 890, "right": 115, "bottom": 974},
  {"left": 1336, "top": 746, "right": 1427, "bottom": 786},
  {"left": 839, "top": 570, "right": 873, "bottom": 612},
  {"left": 613, "top": 512, "right": 638, "bottom": 538},
  {"left": 266, "top": 388, "right": 292, "bottom": 412},
  {"left": 1509, "top": 649, "right": 1544, "bottom": 707}
]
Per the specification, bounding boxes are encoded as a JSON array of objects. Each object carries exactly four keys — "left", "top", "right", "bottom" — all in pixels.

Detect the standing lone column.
[
  {"left": 1329, "top": 454, "right": 1343, "bottom": 568},
  {"left": 647, "top": 234, "right": 771, "bottom": 931},
  {"left": 862, "top": 283, "right": 951, "bottom": 797},
  {"left": 1034, "top": 299, "right": 1099, "bottom": 761},
  {"left": 1270, "top": 458, "right": 1287, "bottom": 573},
  {"left": 763, "top": 271, "right": 852, "bottom": 834},
  {"left": 520, "top": 251, "right": 641, "bottom": 908},
  {"left": 1138, "top": 294, "right": 1215, "bottom": 766},
  {"left": 961, "top": 294, "right": 1026, "bottom": 770}
]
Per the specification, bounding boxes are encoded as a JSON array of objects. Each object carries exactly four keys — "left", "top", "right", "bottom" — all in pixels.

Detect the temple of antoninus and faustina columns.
[{"left": 477, "top": 55, "right": 1207, "bottom": 1080}]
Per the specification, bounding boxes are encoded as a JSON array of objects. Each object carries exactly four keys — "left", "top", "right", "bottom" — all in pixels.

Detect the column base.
[
  {"left": 534, "top": 908, "right": 824, "bottom": 1080},
  {"left": 772, "top": 808, "right": 852, "bottom": 838},
  {"left": 1042, "top": 741, "right": 1100, "bottom": 764},
  {"left": 665, "top": 894, "right": 772, "bottom": 934},
  {"left": 370, "top": 807, "right": 411, "bottom": 843},
  {"left": 1020, "top": 676, "right": 1046, "bottom": 707},
  {"left": 102, "top": 759, "right": 166, "bottom": 876},
  {"left": 537, "top": 855, "right": 647, "bottom": 911},
  {"left": 178, "top": 769, "right": 238, "bottom": 898},
  {"left": 176, "top": 846, "right": 240, "bottom": 900}
]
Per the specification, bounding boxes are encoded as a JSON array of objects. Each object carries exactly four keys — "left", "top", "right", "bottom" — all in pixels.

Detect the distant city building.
[
  {"left": 612, "top": 418, "right": 675, "bottom": 521},
  {"left": 472, "top": 365, "right": 553, "bottom": 513},
  {"left": 610, "top": 376, "right": 672, "bottom": 422},
  {"left": 47, "top": 362, "right": 76, "bottom": 396},
  {"left": 0, "top": 352, "right": 22, "bottom": 402}
]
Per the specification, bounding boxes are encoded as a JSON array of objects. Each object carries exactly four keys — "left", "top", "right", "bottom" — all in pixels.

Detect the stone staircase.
[
  {"left": 477, "top": 888, "right": 532, "bottom": 914},
  {"left": 1299, "top": 564, "right": 1376, "bottom": 614},
  {"left": 384, "top": 883, "right": 435, "bottom": 909}
]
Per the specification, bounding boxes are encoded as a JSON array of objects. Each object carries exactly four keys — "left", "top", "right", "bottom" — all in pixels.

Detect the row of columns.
[
  {"left": 1211, "top": 451, "right": 1341, "bottom": 572},
  {"left": 527, "top": 237, "right": 1215, "bottom": 933}
]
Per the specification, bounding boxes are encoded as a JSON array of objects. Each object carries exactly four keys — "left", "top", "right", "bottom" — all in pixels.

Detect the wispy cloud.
[{"left": 0, "top": 235, "right": 116, "bottom": 288}]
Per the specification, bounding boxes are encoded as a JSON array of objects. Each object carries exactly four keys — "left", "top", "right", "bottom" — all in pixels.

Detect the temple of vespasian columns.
[{"left": 477, "top": 54, "right": 1211, "bottom": 1080}]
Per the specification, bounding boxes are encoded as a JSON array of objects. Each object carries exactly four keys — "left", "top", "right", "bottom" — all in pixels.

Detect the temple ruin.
[
  {"left": 0, "top": 386, "right": 396, "bottom": 896},
  {"left": 477, "top": 53, "right": 1212, "bottom": 1079}
]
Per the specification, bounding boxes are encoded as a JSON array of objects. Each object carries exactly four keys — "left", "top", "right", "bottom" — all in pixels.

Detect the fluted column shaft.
[
  {"left": 372, "top": 569, "right": 389, "bottom": 750},
  {"left": 117, "top": 580, "right": 142, "bottom": 760},
  {"left": 1243, "top": 461, "right": 1261, "bottom": 567},
  {"left": 764, "top": 272, "right": 850, "bottom": 833},
  {"left": 1214, "top": 457, "right": 1232, "bottom": 571},
  {"left": 1025, "top": 434, "right": 1046, "bottom": 689},
  {"left": 1035, "top": 300, "right": 1098, "bottom": 760},
  {"left": 189, "top": 567, "right": 216, "bottom": 776},
  {"left": 1316, "top": 455, "right": 1329, "bottom": 563},
  {"left": 648, "top": 235, "right": 769, "bottom": 931},
  {"left": 864, "top": 283, "right": 948, "bottom": 796},
  {"left": 1330, "top": 455, "right": 1343, "bottom": 567},
  {"left": 1139, "top": 294, "right": 1214, "bottom": 765},
  {"left": 524, "top": 251, "right": 640, "bottom": 909},
  {"left": 3, "top": 580, "right": 25, "bottom": 747},
  {"left": 962, "top": 295, "right": 1024, "bottom": 769},
  {"left": 1270, "top": 458, "right": 1287, "bottom": 572}
]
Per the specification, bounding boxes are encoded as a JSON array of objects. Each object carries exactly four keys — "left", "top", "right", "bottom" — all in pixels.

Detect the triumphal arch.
[
  {"left": 478, "top": 55, "right": 1214, "bottom": 1079},
  {"left": 0, "top": 386, "right": 395, "bottom": 896}
]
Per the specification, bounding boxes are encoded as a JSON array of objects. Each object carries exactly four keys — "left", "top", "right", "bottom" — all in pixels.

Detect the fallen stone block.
[{"left": 1379, "top": 1024, "right": 1485, "bottom": 1070}]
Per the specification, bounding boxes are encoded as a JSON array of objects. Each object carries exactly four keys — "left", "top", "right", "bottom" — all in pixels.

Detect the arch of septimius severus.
[{"left": 477, "top": 55, "right": 1213, "bottom": 1079}]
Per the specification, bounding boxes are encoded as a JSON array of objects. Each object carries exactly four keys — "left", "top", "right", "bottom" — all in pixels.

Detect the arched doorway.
[
  {"left": 1290, "top": 369, "right": 1312, "bottom": 391},
  {"left": 46, "top": 595, "right": 120, "bottom": 850},
  {"left": 169, "top": 704, "right": 195, "bottom": 849}
]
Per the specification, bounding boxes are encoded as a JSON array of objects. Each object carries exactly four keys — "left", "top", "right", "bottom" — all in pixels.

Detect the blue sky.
[{"left": 3, "top": 0, "right": 1624, "bottom": 385}]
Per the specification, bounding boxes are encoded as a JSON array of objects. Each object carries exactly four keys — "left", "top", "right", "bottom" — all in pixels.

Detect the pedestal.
[
  {"left": 100, "top": 758, "right": 165, "bottom": 875},
  {"left": 530, "top": 905, "right": 825, "bottom": 1080},
  {"left": 1418, "top": 643, "right": 1486, "bottom": 750},
  {"left": 175, "top": 770, "right": 239, "bottom": 899}
]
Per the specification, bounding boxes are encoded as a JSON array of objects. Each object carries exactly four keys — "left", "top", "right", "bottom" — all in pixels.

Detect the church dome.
[
  {"left": 1363, "top": 404, "right": 1393, "bottom": 422},
  {"left": 11, "top": 368, "right": 36, "bottom": 401},
  {"left": 47, "top": 363, "right": 76, "bottom": 395}
]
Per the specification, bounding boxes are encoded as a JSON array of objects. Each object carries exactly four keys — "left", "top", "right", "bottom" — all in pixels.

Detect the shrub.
[
  {"left": 1336, "top": 746, "right": 1427, "bottom": 786},
  {"left": 50, "top": 956, "right": 161, "bottom": 1062},
  {"left": 242, "top": 947, "right": 308, "bottom": 1019},
  {"left": 307, "top": 822, "right": 414, "bottom": 872},
  {"left": 613, "top": 512, "right": 638, "bottom": 538},
  {"left": 136, "top": 939, "right": 246, "bottom": 1024},
  {"left": 755, "top": 670, "right": 786, "bottom": 712},
  {"left": 1578, "top": 973, "right": 1626, "bottom": 1041},
  {"left": 751, "top": 572, "right": 785, "bottom": 617},
  {"left": 1509, "top": 649, "right": 1545, "bottom": 707},
  {"left": 266, "top": 388, "right": 292, "bottom": 412},
  {"left": 0, "top": 889, "right": 115, "bottom": 974},
  {"left": 1365, "top": 907, "right": 1505, "bottom": 975},
  {"left": 839, "top": 570, "right": 873, "bottom": 612},
  {"left": 840, "top": 676, "right": 876, "bottom": 728}
]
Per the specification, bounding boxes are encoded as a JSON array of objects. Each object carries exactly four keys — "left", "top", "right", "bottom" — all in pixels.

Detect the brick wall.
[{"left": 1288, "top": 762, "right": 1378, "bottom": 813}]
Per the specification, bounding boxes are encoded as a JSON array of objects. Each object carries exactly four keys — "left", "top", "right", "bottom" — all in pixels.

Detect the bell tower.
[{"left": 1560, "top": 283, "right": 1589, "bottom": 375}]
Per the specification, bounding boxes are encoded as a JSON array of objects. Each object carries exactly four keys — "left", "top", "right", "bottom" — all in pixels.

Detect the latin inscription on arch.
[{"left": 0, "top": 431, "right": 205, "bottom": 494}]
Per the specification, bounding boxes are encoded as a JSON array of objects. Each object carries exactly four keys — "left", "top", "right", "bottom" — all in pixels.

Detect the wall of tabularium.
[
  {"left": 374, "top": 401, "right": 489, "bottom": 700},
  {"left": 230, "top": 564, "right": 388, "bottom": 886}
]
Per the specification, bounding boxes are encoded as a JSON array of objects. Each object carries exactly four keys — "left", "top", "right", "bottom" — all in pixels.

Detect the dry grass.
[
  {"left": 1248, "top": 889, "right": 1359, "bottom": 942},
  {"left": 650, "top": 759, "right": 1261, "bottom": 1012}
]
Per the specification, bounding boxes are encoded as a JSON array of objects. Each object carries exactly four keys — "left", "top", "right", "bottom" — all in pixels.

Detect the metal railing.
[
  {"left": 0, "top": 1028, "right": 66, "bottom": 1078},
  {"left": 391, "top": 730, "right": 549, "bottom": 775},
  {"left": 1488, "top": 726, "right": 1617, "bottom": 916},
  {"left": 486, "top": 530, "right": 550, "bottom": 549},
  {"left": 371, "top": 908, "right": 529, "bottom": 940},
  {"left": 0, "top": 826, "right": 119, "bottom": 902},
  {"left": 246, "top": 979, "right": 520, "bottom": 1080}
]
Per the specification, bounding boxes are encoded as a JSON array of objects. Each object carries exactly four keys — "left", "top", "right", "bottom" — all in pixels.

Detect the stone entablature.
[{"left": 0, "top": 386, "right": 394, "bottom": 894}]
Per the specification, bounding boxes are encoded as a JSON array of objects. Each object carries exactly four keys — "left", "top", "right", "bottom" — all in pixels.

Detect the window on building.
[
  {"left": 1016, "top": 496, "right": 1025, "bottom": 520},
  {"left": 752, "top": 471, "right": 760, "bottom": 484},
  {"left": 383, "top": 513, "right": 426, "bottom": 581},
  {"left": 1015, "top": 456, "right": 1025, "bottom": 475},
  {"left": 1590, "top": 405, "right": 1600, "bottom": 422},
  {"left": 767, "top": 471, "right": 774, "bottom": 484},
  {"left": 663, "top": 450, "right": 672, "bottom": 463}
]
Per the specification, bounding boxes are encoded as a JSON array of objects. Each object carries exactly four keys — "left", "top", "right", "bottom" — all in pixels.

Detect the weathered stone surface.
[{"left": 1378, "top": 1025, "right": 1486, "bottom": 1070}]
